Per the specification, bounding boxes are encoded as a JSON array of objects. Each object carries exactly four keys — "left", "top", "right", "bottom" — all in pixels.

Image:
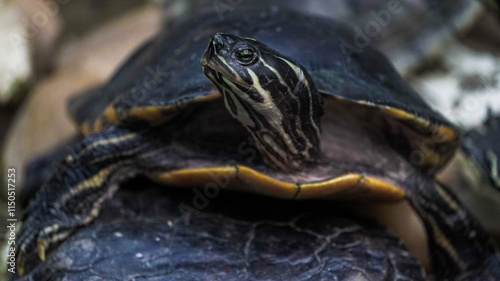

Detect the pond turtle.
[
  {"left": 15, "top": 180, "right": 428, "bottom": 281},
  {"left": 15, "top": 6, "right": 499, "bottom": 280}
]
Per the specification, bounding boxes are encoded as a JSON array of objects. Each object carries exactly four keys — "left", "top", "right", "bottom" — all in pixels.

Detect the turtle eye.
[{"left": 235, "top": 49, "right": 256, "bottom": 65}]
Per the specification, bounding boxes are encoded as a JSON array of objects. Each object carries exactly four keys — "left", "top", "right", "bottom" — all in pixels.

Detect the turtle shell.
[
  {"left": 18, "top": 180, "right": 426, "bottom": 281},
  {"left": 68, "top": 7, "right": 459, "bottom": 173},
  {"left": 173, "top": 0, "right": 485, "bottom": 75}
]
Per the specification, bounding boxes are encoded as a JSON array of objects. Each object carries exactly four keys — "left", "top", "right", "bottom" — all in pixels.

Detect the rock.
[
  {"left": 0, "top": 0, "right": 65, "bottom": 104},
  {"left": 15, "top": 0, "right": 63, "bottom": 76},
  {"left": 0, "top": 1, "right": 33, "bottom": 104},
  {"left": 411, "top": 45, "right": 500, "bottom": 129}
]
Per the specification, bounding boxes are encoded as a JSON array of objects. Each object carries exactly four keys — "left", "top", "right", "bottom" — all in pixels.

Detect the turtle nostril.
[{"left": 212, "top": 33, "right": 224, "bottom": 54}]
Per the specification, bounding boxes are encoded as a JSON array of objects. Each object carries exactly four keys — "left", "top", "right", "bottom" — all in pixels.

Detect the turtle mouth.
[
  {"left": 202, "top": 59, "right": 249, "bottom": 88},
  {"left": 200, "top": 46, "right": 212, "bottom": 68}
]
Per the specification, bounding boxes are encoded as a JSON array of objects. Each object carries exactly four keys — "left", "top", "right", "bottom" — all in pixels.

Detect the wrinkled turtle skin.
[{"left": 15, "top": 180, "right": 426, "bottom": 281}]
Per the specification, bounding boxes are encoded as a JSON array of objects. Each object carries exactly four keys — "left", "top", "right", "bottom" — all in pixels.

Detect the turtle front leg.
[
  {"left": 404, "top": 173, "right": 500, "bottom": 280},
  {"left": 20, "top": 135, "right": 82, "bottom": 208},
  {"left": 15, "top": 125, "right": 166, "bottom": 275}
]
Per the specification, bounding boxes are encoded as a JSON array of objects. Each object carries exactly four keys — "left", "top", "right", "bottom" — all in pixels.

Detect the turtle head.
[{"left": 202, "top": 33, "right": 323, "bottom": 171}]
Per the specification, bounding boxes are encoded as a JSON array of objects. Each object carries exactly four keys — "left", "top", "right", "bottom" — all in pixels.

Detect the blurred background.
[{"left": 0, "top": 0, "right": 499, "bottom": 279}]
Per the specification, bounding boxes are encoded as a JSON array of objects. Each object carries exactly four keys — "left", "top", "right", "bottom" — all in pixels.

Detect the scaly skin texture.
[
  {"left": 402, "top": 174, "right": 500, "bottom": 280},
  {"left": 201, "top": 33, "right": 323, "bottom": 172}
]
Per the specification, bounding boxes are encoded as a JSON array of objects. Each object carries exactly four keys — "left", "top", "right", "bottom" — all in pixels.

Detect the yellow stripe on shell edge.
[{"left": 129, "top": 92, "right": 222, "bottom": 124}]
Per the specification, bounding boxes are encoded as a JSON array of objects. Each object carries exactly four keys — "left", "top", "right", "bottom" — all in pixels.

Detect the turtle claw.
[
  {"left": 16, "top": 214, "right": 91, "bottom": 275},
  {"left": 14, "top": 225, "right": 63, "bottom": 276},
  {"left": 18, "top": 265, "right": 24, "bottom": 277},
  {"left": 37, "top": 238, "right": 48, "bottom": 261},
  {"left": 14, "top": 227, "right": 44, "bottom": 277},
  {"left": 17, "top": 249, "right": 26, "bottom": 276}
]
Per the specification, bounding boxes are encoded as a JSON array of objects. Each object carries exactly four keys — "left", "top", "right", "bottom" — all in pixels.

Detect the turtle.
[
  {"left": 15, "top": 179, "right": 428, "bottom": 281},
  {"left": 14, "top": 5, "right": 499, "bottom": 280}
]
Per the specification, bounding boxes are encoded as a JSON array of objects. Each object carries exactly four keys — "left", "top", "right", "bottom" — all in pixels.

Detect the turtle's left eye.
[{"left": 235, "top": 49, "right": 256, "bottom": 65}]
